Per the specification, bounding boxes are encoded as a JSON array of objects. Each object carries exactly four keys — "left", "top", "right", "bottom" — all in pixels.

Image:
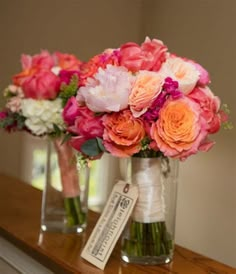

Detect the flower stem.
[{"left": 64, "top": 196, "right": 85, "bottom": 227}]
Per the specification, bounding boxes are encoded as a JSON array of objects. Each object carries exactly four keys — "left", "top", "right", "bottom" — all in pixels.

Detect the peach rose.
[
  {"left": 103, "top": 110, "right": 145, "bottom": 157},
  {"left": 129, "top": 71, "right": 164, "bottom": 117},
  {"left": 150, "top": 97, "right": 208, "bottom": 160},
  {"left": 159, "top": 56, "right": 200, "bottom": 94}
]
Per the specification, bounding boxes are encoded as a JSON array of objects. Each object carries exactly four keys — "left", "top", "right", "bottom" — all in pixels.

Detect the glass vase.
[
  {"left": 41, "top": 138, "right": 89, "bottom": 233},
  {"left": 121, "top": 156, "right": 179, "bottom": 265}
]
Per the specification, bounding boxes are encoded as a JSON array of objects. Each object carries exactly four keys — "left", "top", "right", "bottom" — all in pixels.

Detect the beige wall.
[
  {"left": 0, "top": 0, "right": 235, "bottom": 268},
  {"left": 0, "top": 0, "right": 144, "bottom": 178},
  {"left": 143, "top": 0, "right": 236, "bottom": 267}
]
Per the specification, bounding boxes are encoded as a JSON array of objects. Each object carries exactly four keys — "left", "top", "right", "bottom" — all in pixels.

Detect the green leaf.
[
  {"left": 80, "top": 138, "right": 102, "bottom": 157},
  {"left": 61, "top": 133, "right": 72, "bottom": 145},
  {"left": 59, "top": 74, "right": 79, "bottom": 107},
  {"left": 96, "top": 137, "right": 106, "bottom": 152}
]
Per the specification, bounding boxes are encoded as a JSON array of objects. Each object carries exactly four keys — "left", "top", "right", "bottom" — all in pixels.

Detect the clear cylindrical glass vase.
[
  {"left": 41, "top": 138, "right": 89, "bottom": 233},
  {"left": 121, "top": 156, "right": 179, "bottom": 265}
]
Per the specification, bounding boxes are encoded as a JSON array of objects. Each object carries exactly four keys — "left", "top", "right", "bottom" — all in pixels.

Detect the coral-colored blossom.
[
  {"left": 120, "top": 37, "right": 168, "bottom": 72},
  {"left": 22, "top": 70, "right": 60, "bottom": 99},
  {"left": 150, "top": 97, "right": 209, "bottom": 160},
  {"left": 103, "top": 110, "right": 145, "bottom": 157}
]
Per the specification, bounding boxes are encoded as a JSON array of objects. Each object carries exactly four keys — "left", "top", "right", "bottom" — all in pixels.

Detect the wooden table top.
[{"left": 0, "top": 173, "right": 235, "bottom": 274}]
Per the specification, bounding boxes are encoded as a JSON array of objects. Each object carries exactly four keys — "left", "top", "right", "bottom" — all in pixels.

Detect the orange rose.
[
  {"left": 129, "top": 71, "right": 163, "bottom": 117},
  {"left": 103, "top": 109, "right": 145, "bottom": 157},
  {"left": 150, "top": 97, "right": 208, "bottom": 160},
  {"left": 54, "top": 52, "right": 82, "bottom": 70}
]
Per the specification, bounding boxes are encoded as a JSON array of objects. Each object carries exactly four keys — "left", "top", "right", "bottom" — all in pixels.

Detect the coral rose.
[
  {"left": 188, "top": 86, "right": 221, "bottom": 133},
  {"left": 13, "top": 51, "right": 55, "bottom": 86},
  {"left": 103, "top": 110, "right": 145, "bottom": 157},
  {"left": 120, "top": 37, "right": 168, "bottom": 72},
  {"left": 129, "top": 71, "right": 164, "bottom": 117},
  {"left": 22, "top": 70, "right": 60, "bottom": 100},
  {"left": 54, "top": 52, "right": 82, "bottom": 70},
  {"left": 150, "top": 97, "right": 209, "bottom": 160}
]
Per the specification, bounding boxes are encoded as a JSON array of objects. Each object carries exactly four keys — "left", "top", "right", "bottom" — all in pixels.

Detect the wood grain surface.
[{"left": 0, "top": 174, "right": 235, "bottom": 274}]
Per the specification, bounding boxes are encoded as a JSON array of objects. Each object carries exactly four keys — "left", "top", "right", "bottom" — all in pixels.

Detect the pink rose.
[
  {"left": 188, "top": 87, "right": 221, "bottom": 134},
  {"left": 0, "top": 111, "right": 7, "bottom": 120},
  {"left": 187, "top": 59, "right": 210, "bottom": 86},
  {"left": 68, "top": 105, "right": 104, "bottom": 141},
  {"left": 22, "top": 70, "right": 60, "bottom": 99},
  {"left": 69, "top": 105, "right": 104, "bottom": 153},
  {"left": 22, "top": 50, "right": 55, "bottom": 70},
  {"left": 120, "top": 37, "right": 168, "bottom": 72},
  {"left": 63, "top": 97, "right": 80, "bottom": 126}
]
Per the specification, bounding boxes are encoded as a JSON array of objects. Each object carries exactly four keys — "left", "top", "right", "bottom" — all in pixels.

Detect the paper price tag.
[{"left": 81, "top": 180, "right": 138, "bottom": 270}]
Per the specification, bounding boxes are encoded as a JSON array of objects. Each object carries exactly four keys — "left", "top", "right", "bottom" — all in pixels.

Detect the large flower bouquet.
[
  {"left": 62, "top": 37, "right": 230, "bottom": 258},
  {"left": 0, "top": 50, "right": 86, "bottom": 228}
]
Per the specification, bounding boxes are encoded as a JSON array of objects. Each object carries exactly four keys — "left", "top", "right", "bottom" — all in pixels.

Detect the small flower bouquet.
[
  {"left": 0, "top": 50, "right": 87, "bottom": 231},
  {"left": 62, "top": 37, "right": 231, "bottom": 262}
]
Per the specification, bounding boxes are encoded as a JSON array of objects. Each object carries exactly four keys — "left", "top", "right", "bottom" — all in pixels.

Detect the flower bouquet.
[
  {"left": 0, "top": 50, "right": 89, "bottom": 232},
  {"left": 62, "top": 37, "right": 230, "bottom": 263}
]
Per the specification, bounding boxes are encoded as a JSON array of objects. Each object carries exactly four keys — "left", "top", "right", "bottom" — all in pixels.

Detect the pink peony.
[
  {"left": 63, "top": 97, "right": 81, "bottom": 126},
  {"left": 119, "top": 37, "right": 168, "bottom": 72},
  {"left": 22, "top": 70, "right": 60, "bottom": 99},
  {"left": 150, "top": 97, "right": 209, "bottom": 160},
  {"left": 188, "top": 86, "right": 221, "bottom": 134},
  {"left": 78, "top": 65, "right": 133, "bottom": 113}
]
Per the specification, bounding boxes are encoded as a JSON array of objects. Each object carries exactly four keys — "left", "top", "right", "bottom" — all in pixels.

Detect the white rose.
[{"left": 159, "top": 56, "right": 200, "bottom": 94}]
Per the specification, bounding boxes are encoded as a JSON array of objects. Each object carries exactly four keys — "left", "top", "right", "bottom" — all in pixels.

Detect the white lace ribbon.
[{"left": 131, "top": 157, "right": 165, "bottom": 223}]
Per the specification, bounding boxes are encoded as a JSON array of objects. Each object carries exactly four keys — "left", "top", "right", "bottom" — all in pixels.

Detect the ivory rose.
[
  {"left": 159, "top": 56, "right": 200, "bottom": 94},
  {"left": 188, "top": 86, "right": 221, "bottom": 133},
  {"left": 129, "top": 71, "right": 164, "bottom": 117},
  {"left": 78, "top": 65, "right": 134, "bottom": 112},
  {"left": 120, "top": 37, "right": 168, "bottom": 72},
  {"left": 150, "top": 97, "right": 208, "bottom": 160},
  {"left": 103, "top": 109, "right": 145, "bottom": 157},
  {"left": 22, "top": 70, "right": 60, "bottom": 99}
]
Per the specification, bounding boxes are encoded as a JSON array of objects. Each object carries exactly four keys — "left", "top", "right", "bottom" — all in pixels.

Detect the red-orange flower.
[{"left": 103, "top": 109, "right": 145, "bottom": 157}]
